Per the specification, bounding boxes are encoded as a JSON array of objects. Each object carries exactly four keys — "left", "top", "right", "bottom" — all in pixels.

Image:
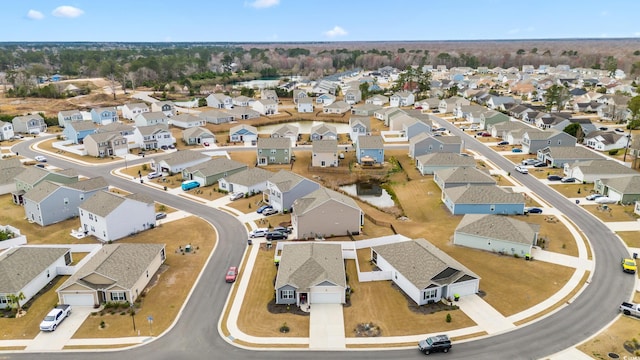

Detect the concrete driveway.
[
  {"left": 26, "top": 306, "right": 94, "bottom": 351},
  {"left": 309, "top": 304, "right": 345, "bottom": 349}
]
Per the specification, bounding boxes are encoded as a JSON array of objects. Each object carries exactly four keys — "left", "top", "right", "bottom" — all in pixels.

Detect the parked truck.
[
  {"left": 619, "top": 302, "right": 640, "bottom": 317},
  {"left": 40, "top": 304, "right": 72, "bottom": 331}
]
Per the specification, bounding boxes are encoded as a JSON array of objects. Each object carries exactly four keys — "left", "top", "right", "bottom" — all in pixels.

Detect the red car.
[{"left": 225, "top": 266, "right": 238, "bottom": 283}]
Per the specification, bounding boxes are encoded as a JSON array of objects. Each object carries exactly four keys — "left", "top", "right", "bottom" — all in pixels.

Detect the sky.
[{"left": 3, "top": 0, "right": 640, "bottom": 42}]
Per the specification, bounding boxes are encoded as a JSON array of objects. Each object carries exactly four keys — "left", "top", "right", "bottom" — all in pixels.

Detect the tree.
[
  {"left": 627, "top": 95, "right": 640, "bottom": 120},
  {"left": 516, "top": 49, "right": 525, "bottom": 55},
  {"left": 544, "top": 85, "right": 570, "bottom": 112},
  {"left": 604, "top": 56, "right": 618, "bottom": 77},
  {"left": 563, "top": 123, "right": 584, "bottom": 142},
  {"left": 531, "top": 47, "right": 538, "bottom": 54},
  {"left": 359, "top": 82, "right": 370, "bottom": 101},
  {"left": 7, "top": 292, "right": 26, "bottom": 313}
]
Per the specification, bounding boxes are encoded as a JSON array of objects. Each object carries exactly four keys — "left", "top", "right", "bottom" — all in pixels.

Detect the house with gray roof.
[
  {"left": 0, "top": 158, "right": 25, "bottom": 195},
  {"left": 264, "top": 170, "right": 320, "bottom": 212},
  {"left": 583, "top": 131, "right": 629, "bottom": 152},
  {"left": 0, "top": 120, "right": 14, "bottom": 140},
  {"left": 371, "top": 238, "right": 480, "bottom": 305},
  {"left": 366, "top": 94, "right": 389, "bottom": 106},
  {"left": 170, "top": 114, "right": 205, "bottom": 129},
  {"left": 390, "top": 91, "right": 415, "bottom": 107},
  {"left": 291, "top": 187, "right": 363, "bottom": 239},
  {"left": 63, "top": 120, "right": 97, "bottom": 144},
  {"left": 57, "top": 243, "right": 166, "bottom": 306},
  {"left": 479, "top": 111, "right": 510, "bottom": 131},
  {"left": 57, "top": 109, "right": 84, "bottom": 127},
  {"left": 182, "top": 158, "right": 247, "bottom": 187},
  {"left": 373, "top": 107, "right": 404, "bottom": 123},
  {"left": 322, "top": 100, "right": 351, "bottom": 114},
  {"left": 271, "top": 124, "right": 299, "bottom": 147},
  {"left": 409, "top": 132, "right": 463, "bottom": 158},
  {"left": 454, "top": 214, "right": 539, "bottom": 256},
  {"left": 537, "top": 146, "right": 603, "bottom": 168},
  {"left": 489, "top": 120, "right": 532, "bottom": 139},
  {"left": 310, "top": 123, "right": 338, "bottom": 141},
  {"left": 0, "top": 247, "right": 71, "bottom": 309},
  {"left": 349, "top": 116, "right": 370, "bottom": 140},
  {"left": 296, "top": 97, "right": 314, "bottom": 113},
  {"left": 402, "top": 118, "right": 433, "bottom": 140},
  {"left": 218, "top": 167, "right": 273, "bottom": 196},
  {"left": 134, "top": 111, "right": 170, "bottom": 128},
  {"left": 251, "top": 98, "right": 278, "bottom": 115},
  {"left": 78, "top": 191, "right": 155, "bottom": 242},
  {"left": 122, "top": 102, "right": 150, "bottom": 120},
  {"left": 257, "top": 137, "right": 292, "bottom": 166},
  {"left": 90, "top": 107, "right": 118, "bottom": 126},
  {"left": 229, "top": 124, "right": 258, "bottom": 144},
  {"left": 356, "top": 135, "right": 384, "bottom": 165},
  {"left": 205, "top": 93, "right": 233, "bottom": 109},
  {"left": 311, "top": 139, "right": 338, "bottom": 167},
  {"left": 521, "top": 129, "right": 576, "bottom": 154},
  {"left": 152, "top": 151, "right": 209, "bottom": 174},
  {"left": 133, "top": 124, "right": 175, "bottom": 150},
  {"left": 83, "top": 131, "right": 128, "bottom": 157},
  {"left": 415, "top": 152, "right": 476, "bottom": 175},
  {"left": 442, "top": 185, "right": 526, "bottom": 215},
  {"left": 434, "top": 167, "right": 496, "bottom": 190},
  {"left": 595, "top": 175, "right": 640, "bottom": 204},
  {"left": 227, "top": 107, "right": 260, "bottom": 120},
  {"left": 565, "top": 159, "right": 638, "bottom": 184},
  {"left": 12, "top": 114, "right": 47, "bottom": 134},
  {"left": 12, "top": 167, "right": 78, "bottom": 205},
  {"left": 23, "top": 177, "right": 109, "bottom": 226},
  {"left": 351, "top": 103, "right": 381, "bottom": 117},
  {"left": 151, "top": 100, "right": 176, "bottom": 117},
  {"left": 199, "top": 109, "right": 235, "bottom": 125},
  {"left": 182, "top": 126, "right": 215, "bottom": 146},
  {"left": 274, "top": 242, "right": 346, "bottom": 305}
]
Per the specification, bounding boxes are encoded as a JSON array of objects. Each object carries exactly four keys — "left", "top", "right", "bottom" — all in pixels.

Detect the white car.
[
  {"left": 147, "top": 172, "right": 162, "bottom": 179},
  {"left": 514, "top": 165, "right": 529, "bottom": 174},
  {"left": 229, "top": 192, "right": 245, "bottom": 201},
  {"left": 595, "top": 197, "right": 617, "bottom": 204},
  {"left": 249, "top": 228, "right": 269, "bottom": 238},
  {"left": 34, "top": 155, "right": 47, "bottom": 162}
]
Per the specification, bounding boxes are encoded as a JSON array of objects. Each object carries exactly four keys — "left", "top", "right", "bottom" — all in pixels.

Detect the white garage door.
[
  {"left": 310, "top": 292, "right": 342, "bottom": 304},
  {"left": 62, "top": 294, "right": 94, "bottom": 306},
  {"left": 448, "top": 281, "right": 478, "bottom": 297},
  {"left": 608, "top": 190, "right": 622, "bottom": 201}
]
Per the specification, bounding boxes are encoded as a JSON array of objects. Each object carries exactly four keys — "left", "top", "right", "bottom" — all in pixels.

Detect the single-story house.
[
  {"left": 310, "top": 123, "right": 338, "bottom": 141},
  {"left": 271, "top": 124, "right": 299, "bottom": 147},
  {"left": 257, "top": 137, "right": 292, "bottom": 166},
  {"left": 371, "top": 238, "right": 480, "bottom": 305},
  {"left": 151, "top": 151, "right": 210, "bottom": 174},
  {"left": 274, "top": 242, "right": 346, "bottom": 305},
  {"left": 79, "top": 191, "right": 155, "bottom": 242},
  {"left": 351, "top": 103, "right": 381, "bottom": 117},
  {"left": 479, "top": 111, "right": 510, "bottom": 130},
  {"left": 442, "top": 185, "right": 526, "bottom": 215},
  {"left": 565, "top": 159, "right": 639, "bottom": 183},
  {"left": 182, "top": 158, "right": 248, "bottom": 187},
  {"left": 182, "top": 127, "right": 215, "bottom": 146},
  {"left": 134, "top": 112, "right": 170, "bottom": 128},
  {"left": 594, "top": 175, "right": 640, "bottom": 204},
  {"left": 356, "top": 135, "right": 384, "bottom": 165},
  {"left": 170, "top": 114, "right": 206, "bottom": 129},
  {"left": 291, "top": 187, "right": 363, "bottom": 240},
  {"left": 0, "top": 246, "right": 71, "bottom": 309},
  {"left": 264, "top": 170, "right": 320, "bottom": 212},
  {"left": 409, "top": 132, "right": 463, "bottom": 158},
  {"left": 293, "top": 89, "right": 308, "bottom": 104},
  {"left": 227, "top": 107, "right": 260, "bottom": 120},
  {"left": 311, "top": 139, "right": 338, "bottom": 167},
  {"left": 199, "top": 109, "right": 235, "bottom": 125},
  {"left": 583, "top": 131, "right": 630, "bottom": 152},
  {"left": 229, "top": 124, "right": 258, "bottom": 144},
  {"left": 415, "top": 152, "right": 476, "bottom": 175},
  {"left": 322, "top": 100, "right": 351, "bottom": 114},
  {"left": 433, "top": 167, "right": 496, "bottom": 190},
  {"left": 454, "top": 214, "right": 539, "bottom": 256},
  {"left": 57, "top": 243, "right": 166, "bottom": 306},
  {"left": 316, "top": 93, "right": 336, "bottom": 106},
  {"left": 366, "top": 94, "right": 389, "bottom": 106},
  {"left": 217, "top": 167, "right": 273, "bottom": 195},
  {"left": 537, "top": 146, "right": 604, "bottom": 168}
]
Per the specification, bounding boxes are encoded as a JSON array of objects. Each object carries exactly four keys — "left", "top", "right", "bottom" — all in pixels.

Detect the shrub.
[
  {"left": 100, "top": 320, "right": 106, "bottom": 328},
  {"left": 279, "top": 322, "right": 290, "bottom": 333},
  {"left": 446, "top": 313, "right": 452, "bottom": 323},
  {"left": 608, "top": 149, "right": 619, "bottom": 155}
]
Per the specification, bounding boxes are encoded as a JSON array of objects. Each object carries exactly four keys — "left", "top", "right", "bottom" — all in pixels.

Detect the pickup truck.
[
  {"left": 40, "top": 304, "right": 71, "bottom": 331},
  {"left": 620, "top": 302, "right": 640, "bottom": 317}
]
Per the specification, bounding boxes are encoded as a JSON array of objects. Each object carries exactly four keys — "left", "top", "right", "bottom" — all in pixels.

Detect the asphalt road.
[{"left": 6, "top": 127, "right": 636, "bottom": 360}]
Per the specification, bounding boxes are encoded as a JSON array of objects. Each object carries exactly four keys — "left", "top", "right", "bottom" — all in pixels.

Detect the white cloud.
[
  {"left": 507, "top": 28, "right": 520, "bottom": 35},
  {"left": 324, "top": 26, "right": 347, "bottom": 38},
  {"left": 52, "top": 5, "right": 84, "bottom": 18},
  {"left": 247, "top": 0, "right": 280, "bottom": 9},
  {"left": 26, "top": 9, "right": 45, "bottom": 20}
]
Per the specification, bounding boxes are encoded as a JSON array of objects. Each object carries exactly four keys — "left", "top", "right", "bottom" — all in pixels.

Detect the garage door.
[
  {"left": 448, "top": 280, "right": 478, "bottom": 297},
  {"left": 62, "top": 294, "right": 94, "bottom": 306},
  {"left": 607, "top": 190, "right": 622, "bottom": 201},
  {"left": 310, "top": 292, "right": 342, "bottom": 304}
]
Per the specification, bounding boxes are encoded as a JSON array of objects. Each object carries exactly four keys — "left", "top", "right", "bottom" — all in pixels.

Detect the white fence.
[
  {"left": 358, "top": 270, "right": 393, "bottom": 282},
  {"left": 52, "top": 140, "right": 87, "bottom": 156}
]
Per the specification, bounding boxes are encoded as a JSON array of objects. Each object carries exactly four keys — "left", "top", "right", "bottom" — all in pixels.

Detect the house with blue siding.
[
  {"left": 263, "top": 170, "right": 320, "bottom": 212},
  {"left": 310, "top": 123, "right": 337, "bottom": 141},
  {"left": 348, "top": 116, "right": 370, "bottom": 140},
  {"left": 229, "top": 124, "right": 258, "bottom": 144},
  {"left": 442, "top": 185, "right": 525, "bottom": 215},
  {"left": 402, "top": 118, "right": 432, "bottom": 140},
  {"left": 90, "top": 107, "right": 118, "bottom": 126},
  {"left": 409, "top": 132, "right": 463, "bottom": 158},
  {"left": 356, "top": 135, "right": 384, "bottom": 165},
  {"left": 63, "top": 121, "right": 98, "bottom": 144}
]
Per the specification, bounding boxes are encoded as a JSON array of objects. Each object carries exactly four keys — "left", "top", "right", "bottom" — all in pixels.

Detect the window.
[
  {"left": 91, "top": 226, "right": 95, "bottom": 232},
  {"left": 280, "top": 290, "right": 295, "bottom": 299},
  {"left": 0, "top": 296, "right": 7, "bottom": 305},
  {"left": 270, "top": 149, "right": 277, "bottom": 154},
  {"left": 110, "top": 292, "right": 126, "bottom": 301},
  {"left": 423, "top": 288, "right": 437, "bottom": 300},
  {"left": 269, "top": 156, "right": 276, "bottom": 162}
]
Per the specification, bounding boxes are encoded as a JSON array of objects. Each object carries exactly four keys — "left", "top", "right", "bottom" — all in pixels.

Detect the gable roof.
[
  {"left": 0, "top": 247, "right": 70, "bottom": 293},
  {"left": 96, "top": 122, "right": 134, "bottom": 134},
  {"left": 67, "top": 121, "right": 98, "bottom": 132},
  {"left": 58, "top": 243, "right": 164, "bottom": 291},
  {"left": 137, "top": 124, "right": 170, "bottom": 136},
  {"left": 257, "top": 137, "right": 291, "bottom": 150},
  {"left": 415, "top": 152, "right": 476, "bottom": 166},
  {"left": 220, "top": 167, "right": 273, "bottom": 187},
  {"left": 268, "top": 170, "right": 313, "bottom": 192},
  {"left": 172, "top": 114, "right": 202, "bottom": 124},
  {"left": 229, "top": 124, "right": 257, "bottom": 135},
  {"left": 357, "top": 135, "right": 384, "bottom": 149},
  {"left": 600, "top": 175, "right": 640, "bottom": 194},
  {"left": 187, "top": 157, "right": 247, "bottom": 177},
  {"left": 540, "top": 146, "right": 604, "bottom": 160},
  {"left": 444, "top": 185, "right": 525, "bottom": 204},
  {"left": 312, "top": 139, "right": 338, "bottom": 153},
  {"left": 14, "top": 167, "right": 58, "bottom": 185},
  {"left": 182, "top": 126, "right": 214, "bottom": 139},
  {"left": 372, "top": 238, "right": 478, "bottom": 290},
  {"left": 80, "top": 190, "right": 153, "bottom": 217},
  {"left": 435, "top": 167, "right": 496, "bottom": 185},
  {"left": 293, "top": 187, "right": 360, "bottom": 216},
  {"left": 569, "top": 159, "right": 638, "bottom": 175},
  {"left": 456, "top": 214, "right": 540, "bottom": 245},
  {"left": 310, "top": 123, "right": 337, "bottom": 135},
  {"left": 274, "top": 243, "right": 345, "bottom": 291},
  {"left": 155, "top": 151, "right": 209, "bottom": 167},
  {"left": 272, "top": 124, "right": 299, "bottom": 137}
]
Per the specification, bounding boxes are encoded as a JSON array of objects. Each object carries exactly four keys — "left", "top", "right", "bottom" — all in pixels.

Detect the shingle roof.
[
  {"left": 96, "top": 122, "right": 134, "bottom": 134},
  {"left": 66, "top": 177, "right": 109, "bottom": 192},
  {"left": 415, "top": 152, "right": 476, "bottom": 167},
  {"left": 310, "top": 123, "right": 337, "bottom": 135},
  {"left": 372, "top": 238, "right": 478, "bottom": 289},
  {"left": 14, "top": 166, "right": 50, "bottom": 184},
  {"left": 80, "top": 191, "right": 152, "bottom": 217},
  {"left": 274, "top": 243, "right": 346, "bottom": 291},
  {"left": 0, "top": 247, "right": 70, "bottom": 293},
  {"left": 155, "top": 151, "right": 209, "bottom": 167},
  {"left": 229, "top": 124, "right": 257, "bottom": 134},
  {"left": 138, "top": 111, "right": 168, "bottom": 121},
  {"left": 600, "top": 175, "right": 640, "bottom": 194},
  {"left": 541, "top": 146, "right": 604, "bottom": 160},
  {"left": 268, "top": 170, "right": 312, "bottom": 192},
  {"left": 220, "top": 167, "right": 273, "bottom": 187},
  {"left": 67, "top": 121, "right": 97, "bottom": 132},
  {"left": 182, "top": 126, "right": 214, "bottom": 139},
  {"left": 172, "top": 114, "right": 202, "bottom": 124},
  {"left": 59, "top": 243, "right": 164, "bottom": 291},
  {"left": 435, "top": 167, "right": 496, "bottom": 185},
  {"left": 85, "top": 131, "right": 123, "bottom": 143},
  {"left": 357, "top": 135, "right": 383, "bottom": 149},
  {"left": 272, "top": 124, "right": 299, "bottom": 137},
  {"left": 124, "top": 102, "right": 148, "bottom": 110},
  {"left": 137, "top": 124, "right": 170, "bottom": 136},
  {"left": 525, "top": 129, "right": 563, "bottom": 140},
  {"left": 257, "top": 137, "right": 291, "bottom": 150},
  {"left": 312, "top": 139, "right": 338, "bottom": 153},
  {"left": 569, "top": 159, "right": 638, "bottom": 175},
  {"left": 444, "top": 185, "right": 525, "bottom": 204},
  {"left": 187, "top": 158, "right": 247, "bottom": 177},
  {"left": 456, "top": 214, "right": 540, "bottom": 245},
  {"left": 293, "top": 187, "right": 360, "bottom": 216}
]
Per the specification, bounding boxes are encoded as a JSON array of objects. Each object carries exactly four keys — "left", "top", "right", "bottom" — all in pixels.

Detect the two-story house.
[
  {"left": 521, "top": 129, "right": 577, "bottom": 154},
  {"left": 251, "top": 99, "right": 278, "bottom": 115},
  {"left": 271, "top": 124, "right": 299, "bottom": 147},
  {"left": 349, "top": 116, "right": 370, "bottom": 140},
  {"left": 0, "top": 121, "right": 15, "bottom": 140},
  {"left": 205, "top": 93, "right": 233, "bottom": 109},
  {"left": 57, "top": 110, "right": 84, "bottom": 127},
  {"left": 389, "top": 91, "right": 415, "bottom": 107},
  {"left": 12, "top": 167, "right": 78, "bottom": 205},
  {"left": 151, "top": 101, "right": 176, "bottom": 117},
  {"left": 12, "top": 114, "right": 47, "bottom": 134},
  {"left": 133, "top": 125, "right": 175, "bottom": 150},
  {"left": 263, "top": 170, "right": 320, "bottom": 212},
  {"left": 134, "top": 112, "right": 170, "bottom": 127},
  {"left": 257, "top": 137, "right": 292, "bottom": 166},
  {"left": 311, "top": 139, "right": 338, "bottom": 167},
  {"left": 310, "top": 123, "right": 338, "bottom": 141},
  {"left": 344, "top": 89, "right": 362, "bottom": 105},
  {"left": 83, "top": 131, "right": 128, "bottom": 157},
  {"left": 63, "top": 121, "right": 98, "bottom": 144},
  {"left": 296, "top": 97, "right": 314, "bottom": 113},
  {"left": 121, "top": 103, "right": 150, "bottom": 120},
  {"left": 90, "top": 107, "right": 119, "bottom": 126},
  {"left": 356, "top": 135, "right": 384, "bottom": 165},
  {"left": 170, "top": 114, "right": 206, "bottom": 129},
  {"left": 409, "top": 132, "right": 463, "bottom": 158}
]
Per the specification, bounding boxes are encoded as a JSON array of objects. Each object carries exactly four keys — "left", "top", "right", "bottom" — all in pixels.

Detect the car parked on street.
[
  {"left": 225, "top": 266, "right": 238, "bottom": 283},
  {"left": 418, "top": 334, "right": 452, "bottom": 355},
  {"left": 34, "top": 155, "right": 47, "bottom": 162},
  {"left": 515, "top": 165, "right": 529, "bottom": 174},
  {"left": 262, "top": 208, "right": 278, "bottom": 216},
  {"left": 561, "top": 177, "right": 576, "bottom": 183}
]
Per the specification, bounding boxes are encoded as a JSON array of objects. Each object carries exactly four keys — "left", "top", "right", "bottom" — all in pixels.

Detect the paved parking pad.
[
  {"left": 309, "top": 304, "right": 345, "bottom": 349},
  {"left": 26, "top": 306, "right": 94, "bottom": 351}
]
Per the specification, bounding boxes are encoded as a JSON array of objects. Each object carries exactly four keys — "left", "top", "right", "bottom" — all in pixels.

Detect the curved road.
[{"left": 6, "top": 126, "right": 636, "bottom": 359}]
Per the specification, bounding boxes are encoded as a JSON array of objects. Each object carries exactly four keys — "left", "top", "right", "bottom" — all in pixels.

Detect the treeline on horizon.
[{"left": 2, "top": 40, "right": 640, "bottom": 91}]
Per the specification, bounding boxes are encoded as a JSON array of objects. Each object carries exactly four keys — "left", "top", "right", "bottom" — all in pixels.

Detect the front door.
[{"left": 299, "top": 293, "right": 307, "bottom": 305}]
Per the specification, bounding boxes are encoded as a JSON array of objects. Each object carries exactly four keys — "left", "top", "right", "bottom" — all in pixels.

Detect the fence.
[{"left": 52, "top": 140, "right": 87, "bottom": 156}]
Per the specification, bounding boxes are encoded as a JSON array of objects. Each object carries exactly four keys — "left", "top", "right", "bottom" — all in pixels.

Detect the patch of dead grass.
[
  {"left": 618, "top": 231, "right": 640, "bottom": 248},
  {"left": 576, "top": 316, "right": 640, "bottom": 359},
  {"left": 583, "top": 204, "right": 640, "bottom": 222},
  {"left": 37, "top": 138, "right": 122, "bottom": 164}
]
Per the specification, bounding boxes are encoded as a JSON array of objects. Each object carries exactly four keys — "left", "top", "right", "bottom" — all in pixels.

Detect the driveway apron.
[
  {"left": 26, "top": 306, "right": 94, "bottom": 351},
  {"left": 309, "top": 303, "right": 345, "bottom": 349}
]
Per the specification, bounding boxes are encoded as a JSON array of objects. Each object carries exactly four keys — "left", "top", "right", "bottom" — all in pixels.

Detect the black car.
[
  {"left": 418, "top": 334, "right": 452, "bottom": 355},
  {"left": 533, "top": 161, "right": 547, "bottom": 167},
  {"left": 561, "top": 177, "right": 576, "bottom": 183},
  {"left": 497, "top": 141, "right": 509, "bottom": 146},
  {"left": 524, "top": 207, "right": 543, "bottom": 214},
  {"left": 266, "top": 231, "right": 287, "bottom": 240},
  {"left": 272, "top": 226, "right": 291, "bottom": 234},
  {"left": 547, "top": 175, "right": 562, "bottom": 181}
]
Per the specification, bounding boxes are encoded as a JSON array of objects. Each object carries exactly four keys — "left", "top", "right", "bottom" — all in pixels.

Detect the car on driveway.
[
  {"left": 497, "top": 141, "right": 509, "bottom": 146},
  {"left": 511, "top": 148, "right": 523, "bottom": 153},
  {"left": 249, "top": 228, "right": 269, "bottom": 238},
  {"left": 547, "top": 175, "right": 562, "bottom": 181},
  {"left": 262, "top": 208, "right": 278, "bottom": 216},
  {"left": 256, "top": 205, "right": 272, "bottom": 214},
  {"left": 418, "top": 334, "right": 452, "bottom": 355},
  {"left": 521, "top": 159, "right": 537, "bottom": 165},
  {"left": 272, "top": 226, "right": 291, "bottom": 234},
  {"left": 34, "top": 155, "right": 47, "bottom": 162},
  {"left": 586, "top": 193, "right": 603, "bottom": 201},
  {"left": 266, "top": 231, "right": 287, "bottom": 240},
  {"left": 524, "top": 207, "right": 543, "bottom": 214},
  {"left": 515, "top": 165, "right": 529, "bottom": 174},
  {"left": 225, "top": 266, "right": 238, "bottom": 283},
  {"left": 147, "top": 171, "right": 162, "bottom": 179},
  {"left": 229, "top": 192, "right": 245, "bottom": 201},
  {"left": 155, "top": 212, "right": 167, "bottom": 220},
  {"left": 622, "top": 258, "right": 637, "bottom": 274},
  {"left": 615, "top": 128, "right": 625, "bottom": 133},
  {"left": 533, "top": 161, "right": 547, "bottom": 167},
  {"left": 595, "top": 197, "right": 617, "bottom": 204},
  {"left": 561, "top": 177, "right": 576, "bottom": 183}
]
